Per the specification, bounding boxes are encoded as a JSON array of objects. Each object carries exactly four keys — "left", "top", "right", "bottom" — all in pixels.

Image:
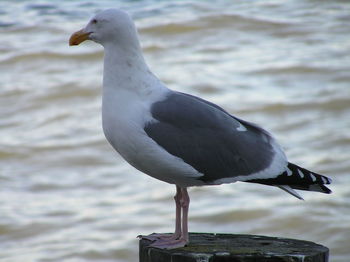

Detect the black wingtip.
[
  {"left": 246, "top": 162, "right": 333, "bottom": 195},
  {"left": 319, "top": 184, "right": 332, "bottom": 194}
]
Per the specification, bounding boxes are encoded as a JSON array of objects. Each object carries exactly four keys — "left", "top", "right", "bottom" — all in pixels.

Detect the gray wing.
[{"left": 144, "top": 91, "right": 276, "bottom": 183}]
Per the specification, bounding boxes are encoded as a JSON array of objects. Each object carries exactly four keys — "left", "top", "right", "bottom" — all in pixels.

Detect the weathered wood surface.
[{"left": 139, "top": 233, "right": 329, "bottom": 262}]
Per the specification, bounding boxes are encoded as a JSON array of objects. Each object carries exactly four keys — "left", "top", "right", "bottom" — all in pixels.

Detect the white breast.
[{"left": 102, "top": 87, "right": 204, "bottom": 187}]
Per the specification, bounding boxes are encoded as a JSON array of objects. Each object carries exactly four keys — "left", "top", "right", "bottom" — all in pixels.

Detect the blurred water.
[{"left": 0, "top": 0, "right": 349, "bottom": 261}]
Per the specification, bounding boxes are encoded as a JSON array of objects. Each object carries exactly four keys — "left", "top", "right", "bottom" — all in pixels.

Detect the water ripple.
[{"left": 0, "top": 1, "right": 349, "bottom": 262}]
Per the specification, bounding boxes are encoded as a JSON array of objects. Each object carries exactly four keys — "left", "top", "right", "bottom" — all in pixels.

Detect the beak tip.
[{"left": 69, "top": 29, "right": 90, "bottom": 47}]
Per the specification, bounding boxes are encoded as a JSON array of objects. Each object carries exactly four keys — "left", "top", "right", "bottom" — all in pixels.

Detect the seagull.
[{"left": 69, "top": 9, "right": 332, "bottom": 249}]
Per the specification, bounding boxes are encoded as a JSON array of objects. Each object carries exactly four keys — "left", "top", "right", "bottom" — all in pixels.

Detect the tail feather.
[
  {"left": 277, "top": 185, "right": 304, "bottom": 200},
  {"left": 247, "top": 162, "right": 332, "bottom": 196}
]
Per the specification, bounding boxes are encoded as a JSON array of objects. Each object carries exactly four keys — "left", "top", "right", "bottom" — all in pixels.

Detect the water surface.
[{"left": 1, "top": 1, "right": 349, "bottom": 261}]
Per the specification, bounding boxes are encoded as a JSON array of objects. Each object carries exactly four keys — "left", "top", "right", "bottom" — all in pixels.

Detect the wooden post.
[{"left": 139, "top": 233, "right": 329, "bottom": 262}]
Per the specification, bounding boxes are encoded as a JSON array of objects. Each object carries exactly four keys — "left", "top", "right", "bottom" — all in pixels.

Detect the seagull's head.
[{"left": 69, "top": 9, "right": 138, "bottom": 48}]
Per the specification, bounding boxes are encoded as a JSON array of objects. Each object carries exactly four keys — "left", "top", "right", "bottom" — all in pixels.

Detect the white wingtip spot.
[
  {"left": 297, "top": 169, "right": 305, "bottom": 178},
  {"left": 286, "top": 167, "right": 293, "bottom": 176},
  {"left": 310, "top": 173, "right": 317, "bottom": 182},
  {"left": 236, "top": 123, "right": 247, "bottom": 132}
]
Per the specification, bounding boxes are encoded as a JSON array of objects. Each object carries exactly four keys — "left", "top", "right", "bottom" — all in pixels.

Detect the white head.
[
  {"left": 69, "top": 9, "right": 159, "bottom": 93},
  {"left": 69, "top": 9, "right": 140, "bottom": 50}
]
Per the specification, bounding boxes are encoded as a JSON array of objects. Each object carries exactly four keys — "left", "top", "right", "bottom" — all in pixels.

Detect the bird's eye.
[{"left": 91, "top": 19, "right": 97, "bottom": 24}]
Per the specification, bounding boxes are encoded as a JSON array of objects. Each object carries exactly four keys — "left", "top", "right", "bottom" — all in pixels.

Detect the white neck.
[
  {"left": 102, "top": 42, "right": 163, "bottom": 96},
  {"left": 101, "top": 41, "right": 170, "bottom": 147},
  {"left": 101, "top": 40, "right": 170, "bottom": 133}
]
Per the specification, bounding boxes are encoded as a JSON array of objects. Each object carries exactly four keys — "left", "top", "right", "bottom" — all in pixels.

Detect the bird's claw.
[
  {"left": 138, "top": 233, "right": 172, "bottom": 241},
  {"left": 149, "top": 238, "right": 188, "bottom": 249}
]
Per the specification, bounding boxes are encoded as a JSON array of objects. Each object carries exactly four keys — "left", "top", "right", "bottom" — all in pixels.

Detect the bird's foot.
[
  {"left": 138, "top": 232, "right": 178, "bottom": 242},
  {"left": 149, "top": 237, "right": 188, "bottom": 249}
]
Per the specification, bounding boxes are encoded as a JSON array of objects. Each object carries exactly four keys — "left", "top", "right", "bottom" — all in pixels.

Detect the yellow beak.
[{"left": 69, "top": 29, "right": 90, "bottom": 46}]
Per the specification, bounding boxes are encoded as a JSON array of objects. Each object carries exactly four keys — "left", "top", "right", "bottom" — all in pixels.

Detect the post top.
[{"left": 139, "top": 233, "right": 329, "bottom": 262}]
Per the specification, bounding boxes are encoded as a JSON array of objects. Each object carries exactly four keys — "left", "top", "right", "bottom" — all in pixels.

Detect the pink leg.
[
  {"left": 179, "top": 187, "right": 190, "bottom": 244},
  {"left": 140, "top": 186, "right": 182, "bottom": 241},
  {"left": 150, "top": 187, "right": 190, "bottom": 249},
  {"left": 173, "top": 185, "right": 182, "bottom": 239}
]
